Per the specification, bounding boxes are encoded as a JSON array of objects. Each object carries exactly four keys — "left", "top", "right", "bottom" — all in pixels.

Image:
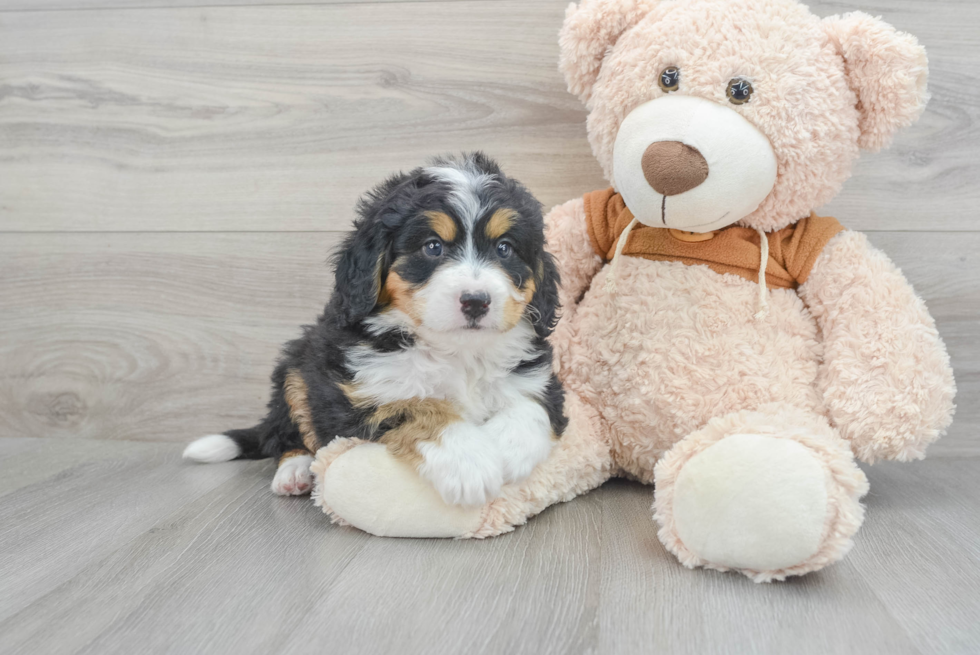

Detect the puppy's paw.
[
  {"left": 488, "top": 403, "right": 556, "bottom": 485},
  {"left": 272, "top": 455, "right": 314, "bottom": 496},
  {"left": 428, "top": 455, "right": 502, "bottom": 507},
  {"left": 499, "top": 437, "right": 554, "bottom": 485},
  {"left": 417, "top": 425, "right": 503, "bottom": 507}
]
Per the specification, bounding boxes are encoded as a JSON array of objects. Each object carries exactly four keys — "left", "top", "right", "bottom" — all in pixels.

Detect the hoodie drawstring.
[
  {"left": 605, "top": 214, "right": 639, "bottom": 294},
  {"left": 754, "top": 227, "right": 769, "bottom": 319},
  {"left": 605, "top": 218, "right": 770, "bottom": 320}
]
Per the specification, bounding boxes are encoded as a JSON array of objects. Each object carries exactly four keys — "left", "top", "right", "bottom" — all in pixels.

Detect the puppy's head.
[{"left": 332, "top": 153, "right": 559, "bottom": 338}]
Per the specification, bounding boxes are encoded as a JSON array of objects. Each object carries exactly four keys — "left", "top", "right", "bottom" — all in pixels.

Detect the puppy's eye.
[
  {"left": 658, "top": 67, "right": 680, "bottom": 93},
  {"left": 496, "top": 241, "right": 513, "bottom": 259},
  {"left": 727, "top": 78, "right": 753, "bottom": 105},
  {"left": 423, "top": 239, "right": 443, "bottom": 257}
]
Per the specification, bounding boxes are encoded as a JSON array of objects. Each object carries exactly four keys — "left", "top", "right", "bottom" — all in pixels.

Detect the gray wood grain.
[
  {"left": 594, "top": 479, "right": 921, "bottom": 655},
  {"left": 1, "top": 441, "right": 977, "bottom": 655},
  {"left": 0, "top": 232, "right": 343, "bottom": 443},
  {"left": 278, "top": 490, "right": 603, "bottom": 655},
  {"left": 850, "top": 459, "right": 980, "bottom": 655},
  {"left": 0, "top": 442, "right": 253, "bottom": 621},
  {"left": 1, "top": 0, "right": 977, "bottom": 232},
  {"left": 0, "top": 1, "right": 599, "bottom": 232},
  {"left": 0, "top": 0, "right": 553, "bottom": 12},
  {"left": 2, "top": 461, "right": 370, "bottom": 655},
  {"left": 0, "top": 436, "right": 176, "bottom": 497},
  {"left": 0, "top": 2, "right": 977, "bottom": 649},
  {"left": 3, "top": 231, "right": 975, "bottom": 455}
]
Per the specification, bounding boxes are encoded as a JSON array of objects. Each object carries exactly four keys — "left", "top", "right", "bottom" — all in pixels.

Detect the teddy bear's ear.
[
  {"left": 822, "top": 11, "right": 929, "bottom": 152},
  {"left": 559, "top": 0, "right": 657, "bottom": 103}
]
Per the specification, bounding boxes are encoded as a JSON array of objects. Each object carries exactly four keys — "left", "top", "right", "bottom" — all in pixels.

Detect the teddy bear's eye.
[
  {"left": 726, "top": 78, "right": 753, "bottom": 105},
  {"left": 658, "top": 67, "right": 680, "bottom": 93}
]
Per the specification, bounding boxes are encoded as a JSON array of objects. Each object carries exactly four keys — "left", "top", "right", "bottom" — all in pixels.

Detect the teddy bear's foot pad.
[
  {"left": 671, "top": 433, "right": 829, "bottom": 572},
  {"left": 314, "top": 442, "right": 485, "bottom": 538}
]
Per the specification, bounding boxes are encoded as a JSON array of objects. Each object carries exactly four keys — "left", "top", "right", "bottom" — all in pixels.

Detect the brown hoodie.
[{"left": 584, "top": 187, "right": 844, "bottom": 289}]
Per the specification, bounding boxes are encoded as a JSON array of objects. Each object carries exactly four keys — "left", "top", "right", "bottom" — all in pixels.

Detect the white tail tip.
[{"left": 183, "top": 434, "right": 241, "bottom": 463}]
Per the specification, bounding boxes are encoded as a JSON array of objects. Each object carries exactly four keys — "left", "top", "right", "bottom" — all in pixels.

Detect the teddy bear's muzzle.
[{"left": 612, "top": 94, "right": 778, "bottom": 234}]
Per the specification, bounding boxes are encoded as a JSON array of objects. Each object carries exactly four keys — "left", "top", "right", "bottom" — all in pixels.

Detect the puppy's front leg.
[
  {"left": 416, "top": 423, "right": 504, "bottom": 507},
  {"left": 484, "top": 396, "right": 557, "bottom": 485},
  {"left": 376, "top": 399, "right": 503, "bottom": 507}
]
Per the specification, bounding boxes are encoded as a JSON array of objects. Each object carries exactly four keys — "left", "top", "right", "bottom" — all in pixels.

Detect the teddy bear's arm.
[
  {"left": 799, "top": 230, "right": 956, "bottom": 463},
  {"left": 545, "top": 197, "right": 604, "bottom": 316}
]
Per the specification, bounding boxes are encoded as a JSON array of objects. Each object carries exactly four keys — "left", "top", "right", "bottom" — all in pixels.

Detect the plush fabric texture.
[
  {"left": 311, "top": 437, "right": 368, "bottom": 527},
  {"left": 312, "top": 0, "right": 954, "bottom": 583},
  {"left": 543, "top": 197, "right": 606, "bottom": 376},
  {"left": 584, "top": 187, "right": 844, "bottom": 288},
  {"left": 800, "top": 231, "right": 956, "bottom": 462},
  {"left": 559, "top": 0, "right": 658, "bottom": 103},
  {"left": 823, "top": 12, "right": 929, "bottom": 152}
]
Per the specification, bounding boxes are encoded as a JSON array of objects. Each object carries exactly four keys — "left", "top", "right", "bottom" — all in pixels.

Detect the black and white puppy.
[{"left": 184, "top": 153, "right": 566, "bottom": 505}]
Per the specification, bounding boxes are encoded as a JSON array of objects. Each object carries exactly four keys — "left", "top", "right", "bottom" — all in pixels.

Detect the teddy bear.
[{"left": 310, "top": 0, "right": 956, "bottom": 581}]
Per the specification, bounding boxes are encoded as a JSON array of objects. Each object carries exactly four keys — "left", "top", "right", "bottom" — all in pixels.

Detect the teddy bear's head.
[{"left": 559, "top": 0, "right": 928, "bottom": 232}]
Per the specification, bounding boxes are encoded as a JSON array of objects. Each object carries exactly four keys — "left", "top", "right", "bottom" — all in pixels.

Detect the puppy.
[{"left": 184, "top": 153, "right": 566, "bottom": 505}]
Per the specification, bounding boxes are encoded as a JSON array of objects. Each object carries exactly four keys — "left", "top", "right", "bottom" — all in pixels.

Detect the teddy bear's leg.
[
  {"left": 310, "top": 392, "right": 614, "bottom": 539},
  {"left": 652, "top": 403, "right": 869, "bottom": 582}
]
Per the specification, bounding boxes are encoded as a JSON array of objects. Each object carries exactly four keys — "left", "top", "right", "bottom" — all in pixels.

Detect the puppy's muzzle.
[{"left": 460, "top": 291, "right": 490, "bottom": 321}]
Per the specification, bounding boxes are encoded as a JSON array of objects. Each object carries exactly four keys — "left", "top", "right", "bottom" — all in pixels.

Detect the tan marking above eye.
[
  {"left": 485, "top": 208, "right": 517, "bottom": 240},
  {"left": 425, "top": 211, "right": 457, "bottom": 242}
]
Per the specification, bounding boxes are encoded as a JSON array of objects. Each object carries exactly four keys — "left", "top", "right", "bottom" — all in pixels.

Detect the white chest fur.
[{"left": 347, "top": 321, "right": 548, "bottom": 423}]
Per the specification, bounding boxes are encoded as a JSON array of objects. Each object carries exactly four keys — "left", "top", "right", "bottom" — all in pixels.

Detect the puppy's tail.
[{"left": 183, "top": 425, "right": 267, "bottom": 463}]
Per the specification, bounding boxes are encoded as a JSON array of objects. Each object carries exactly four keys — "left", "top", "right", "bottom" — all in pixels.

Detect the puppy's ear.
[
  {"left": 332, "top": 172, "right": 414, "bottom": 326},
  {"left": 332, "top": 219, "right": 390, "bottom": 327},
  {"left": 559, "top": 0, "right": 658, "bottom": 103},
  {"left": 823, "top": 12, "right": 929, "bottom": 152},
  {"left": 528, "top": 251, "right": 561, "bottom": 339}
]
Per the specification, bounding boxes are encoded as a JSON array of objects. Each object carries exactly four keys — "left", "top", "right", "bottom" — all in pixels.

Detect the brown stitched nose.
[{"left": 641, "top": 141, "right": 709, "bottom": 196}]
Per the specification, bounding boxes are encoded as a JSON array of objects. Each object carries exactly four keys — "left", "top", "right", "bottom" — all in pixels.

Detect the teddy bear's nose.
[{"left": 641, "top": 141, "right": 709, "bottom": 196}]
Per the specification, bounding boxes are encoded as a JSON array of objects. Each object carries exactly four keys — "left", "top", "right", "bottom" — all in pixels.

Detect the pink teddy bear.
[{"left": 313, "top": 0, "right": 956, "bottom": 581}]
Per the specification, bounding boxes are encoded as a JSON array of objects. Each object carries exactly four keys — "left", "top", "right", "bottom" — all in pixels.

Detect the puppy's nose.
[
  {"left": 641, "top": 141, "right": 709, "bottom": 196},
  {"left": 460, "top": 291, "right": 490, "bottom": 320}
]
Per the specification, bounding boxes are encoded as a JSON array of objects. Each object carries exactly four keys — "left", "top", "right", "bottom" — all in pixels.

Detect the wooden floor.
[
  {"left": 0, "top": 440, "right": 977, "bottom": 654},
  {"left": 2, "top": 0, "right": 979, "bottom": 653}
]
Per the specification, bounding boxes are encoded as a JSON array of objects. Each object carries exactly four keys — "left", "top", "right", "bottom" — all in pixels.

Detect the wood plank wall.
[{"left": 1, "top": 0, "right": 977, "bottom": 455}]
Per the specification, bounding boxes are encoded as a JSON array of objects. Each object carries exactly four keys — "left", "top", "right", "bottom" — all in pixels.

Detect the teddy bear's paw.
[
  {"left": 313, "top": 441, "right": 486, "bottom": 538},
  {"left": 655, "top": 422, "right": 867, "bottom": 582},
  {"left": 491, "top": 411, "right": 556, "bottom": 485},
  {"left": 669, "top": 434, "right": 828, "bottom": 573}
]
